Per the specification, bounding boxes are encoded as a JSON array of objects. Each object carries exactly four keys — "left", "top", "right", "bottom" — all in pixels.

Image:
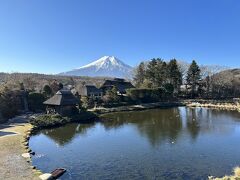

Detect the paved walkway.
[{"left": 0, "top": 116, "right": 38, "bottom": 180}]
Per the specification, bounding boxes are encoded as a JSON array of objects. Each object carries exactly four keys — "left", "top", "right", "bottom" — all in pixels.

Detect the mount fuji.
[{"left": 59, "top": 56, "right": 133, "bottom": 78}]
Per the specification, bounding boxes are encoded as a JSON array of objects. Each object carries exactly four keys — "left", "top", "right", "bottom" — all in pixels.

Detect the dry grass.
[
  {"left": 209, "top": 167, "right": 240, "bottom": 180},
  {"left": 187, "top": 102, "right": 240, "bottom": 112},
  {"left": 0, "top": 122, "right": 39, "bottom": 180}
]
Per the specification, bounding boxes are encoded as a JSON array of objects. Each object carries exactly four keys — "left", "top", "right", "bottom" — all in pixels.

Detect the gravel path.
[{"left": 0, "top": 116, "right": 38, "bottom": 180}]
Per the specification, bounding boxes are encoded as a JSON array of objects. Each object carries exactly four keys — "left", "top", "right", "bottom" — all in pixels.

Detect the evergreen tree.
[
  {"left": 186, "top": 60, "right": 201, "bottom": 98},
  {"left": 157, "top": 61, "right": 168, "bottom": 86},
  {"left": 58, "top": 83, "right": 64, "bottom": 90},
  {"left": 145, "top": 58, "right": 167, "bottom": 88},
  {"left": 134, "top": 62, "right": 146, "bottom": 88},
  {"left": 146, "top": 58, "right": 158, "bottom": 88},
  {"left": 43, "top": 85, "right": 53, "bottom": 97},
  {"left": 154, "top": 59, "right": 166, "bottom": 87},
  {"left": 167, "top": 59, "right": 182, "bottom": 94}
]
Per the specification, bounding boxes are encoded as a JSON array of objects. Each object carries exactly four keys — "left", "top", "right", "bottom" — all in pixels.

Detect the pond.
[{"left": 29, "top": 107, "right": 240, "bottom": 179}]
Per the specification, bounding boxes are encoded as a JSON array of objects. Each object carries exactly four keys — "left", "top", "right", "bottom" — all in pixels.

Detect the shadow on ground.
[
  {"left": 0, "top": 115, "right": 29, "bottom": 138},
  {"left": 0, "top": 131, "right": 17, "bottom": 137}
]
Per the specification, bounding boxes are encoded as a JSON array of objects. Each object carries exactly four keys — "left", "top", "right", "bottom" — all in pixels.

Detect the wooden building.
[
  {"left": 43, "top": 90, "right": 79, "bottom": 116},
  {"left": 100, "top": 78, "right": 134, "bottom": 94},
  {"left": 78, "top": 85, "right": 103, "bottom": 99}
]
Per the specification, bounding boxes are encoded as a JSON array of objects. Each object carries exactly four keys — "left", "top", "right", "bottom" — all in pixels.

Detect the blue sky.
[{"left": 0, "top": 0, "right": 239, "bottom": 74}]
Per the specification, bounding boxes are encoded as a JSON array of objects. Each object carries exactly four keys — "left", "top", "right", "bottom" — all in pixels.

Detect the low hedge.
[
  {"left": 126, "top": 88, "right": 166, "bottom": 103},
  {"left": 30, "top": 111, "right": 98, "bottom": 128},
  {"left": 30, "top": 114, "right": 71, "bottom": 128}
]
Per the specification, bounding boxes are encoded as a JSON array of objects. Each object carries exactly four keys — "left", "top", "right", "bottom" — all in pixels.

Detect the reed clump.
[
  {"left": 187, "top": 101, "right": 240, "bottom": 112},
  {"left": 209, "top": 167, "right": 240, "bottom": 180}
]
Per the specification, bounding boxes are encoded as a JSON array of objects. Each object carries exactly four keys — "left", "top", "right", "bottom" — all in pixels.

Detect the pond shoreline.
[
  {"left": 90, "top": 100, "right": 240, "bottom": 116},
  {"left": 1, "top": 100, "right": 240, "bottom": 179},
  {"left": 90, "top": 101, "right": 186, "bottom": 114},
  {"left": 29, "top": 104, "right": 239, "bottom": 179},
  {"left": 184, "top": 99, "right": 240, "bottom": 112},
  {"left": 0, "top": 115, "right": 40, "bottom": 180}
]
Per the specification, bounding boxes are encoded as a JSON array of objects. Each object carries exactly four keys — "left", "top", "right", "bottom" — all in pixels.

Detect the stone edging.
[{"left": 21, "top": 125, "right": 43, "bottom": 178}]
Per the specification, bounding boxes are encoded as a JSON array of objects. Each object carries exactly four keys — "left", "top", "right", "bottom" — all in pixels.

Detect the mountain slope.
[{"left": 59, "top": 56, "right": 133, "bottom": 78}]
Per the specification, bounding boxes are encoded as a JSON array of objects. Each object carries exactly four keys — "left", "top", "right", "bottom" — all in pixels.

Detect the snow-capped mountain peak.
[
  {"left": 78, "top": 56, "right": 128, "bottom": 70},
  {"left": 59, "top": 56, "right": 133, "bottom": 78}
]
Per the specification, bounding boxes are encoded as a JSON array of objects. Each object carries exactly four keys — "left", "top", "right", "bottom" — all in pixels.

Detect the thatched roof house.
[
  {"left": 101, "top": 78, "right": 134, "bottom": 94},
  {"left": 78, "top": 85, "right": 103, "bottom": 99},
  {"left": 43, "top": 90, "right": 79, "bottom": 115}
]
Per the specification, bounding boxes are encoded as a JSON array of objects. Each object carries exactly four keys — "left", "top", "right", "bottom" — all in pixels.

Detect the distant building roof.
[
  {"left": 78, "top": 85, "right": 103, "bottom": 96},
  {"left": 101, "top": 79, "right": 134, "bottom": 94},
  {"left": 43, "top": 90, "right": 79, "bottom": 106}
]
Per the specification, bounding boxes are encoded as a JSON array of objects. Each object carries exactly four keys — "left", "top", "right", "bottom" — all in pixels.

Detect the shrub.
[
  {"left": 163, "top": 83, "right": 174, "bottom": 97},
  {"left": 102, "top": 86, "right": 120, "bottom": 105},
  {"left": 0, "top": 90, "right": 18, "bottom": 120},
  {"left": 30, "top": 111, "right": 97, "bottom": 128},
  {"left": 28, "top": 92, "right": 46, "bottom": 112},
  {"left": 81, "top": 96, "right": 94, "bottom": 109},
  {"left": 126, "top": 88, "right": 166, "bottom": 103},
  {"left": 30, "top": 114, "right": 71, "bottom": 128},
  {"left": 43, "top": 85, "right": 53, "bottom": 97}
]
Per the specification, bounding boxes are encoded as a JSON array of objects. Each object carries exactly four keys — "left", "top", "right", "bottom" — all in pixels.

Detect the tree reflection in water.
[
  {"left": 40, "top": 123, "right": 95, "bottom": 146},
  {"left": 39, "top": 107, "right": 240, "bottom": 147},
  {"left": 101, "top": 107, "right": 240, "bottom": 147},
  {"left": 101, "top": 108, "right": 183, "bottom": 147},
  {"left": 30, "top": 107, "right": 240, "bottom": 180}
]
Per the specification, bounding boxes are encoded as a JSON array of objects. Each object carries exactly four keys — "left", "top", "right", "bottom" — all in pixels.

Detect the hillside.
[
  {"left": 212, "top": 68, "right": 240, "bottom": 82},
  {"left": 0, "top": 72, "right": 111, "bottom": 91}
]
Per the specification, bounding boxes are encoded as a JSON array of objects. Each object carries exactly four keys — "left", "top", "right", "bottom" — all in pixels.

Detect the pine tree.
[
  {"left": 43, "top": 85, "right": 53, "bottom": 97},
  {"left": 186, "top": 60, "right": 201, "bottom": 98},
  {"left": 134, "top": 62, "right": 146, "bottom": 88},
  {"left": 145, "top": 58, "right": 167, "bottom": 88},
  {"left": 155, "top": 58, "right": 166, "bottom": 87},
  {"left": 167, "top": 59, "right": 182, "bottom": 94},
  {"left": 146, "top": 58, "right": 158, "bottom": 88}
]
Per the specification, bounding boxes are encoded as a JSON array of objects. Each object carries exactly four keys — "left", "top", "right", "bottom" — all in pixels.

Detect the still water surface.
[{"left": 29, "top": 107, "right": 240, "bottom": 179}]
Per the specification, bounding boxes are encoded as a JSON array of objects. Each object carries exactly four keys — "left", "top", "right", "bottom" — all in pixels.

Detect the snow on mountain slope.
[{"left": 59, "top": 56, "right": 133, "bottom": 78}]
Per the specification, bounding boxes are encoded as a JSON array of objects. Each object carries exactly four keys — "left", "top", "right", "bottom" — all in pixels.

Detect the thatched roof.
[
  {"left": 101, "top": 78, "right": 134, "bottom": 93},
  {"left": 78, "top": 85, "right": 102, "bottom": 96},
  {"left": 85, "top": 85, "right": 102, "bottom": 94},
  {"left": 43, "top": 90, "right": 79, "bottom": 106}
]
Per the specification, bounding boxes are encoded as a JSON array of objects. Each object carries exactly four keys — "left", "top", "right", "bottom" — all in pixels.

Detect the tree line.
[{"left": 133, "top": 58, "right": 240, "bottom": 99}]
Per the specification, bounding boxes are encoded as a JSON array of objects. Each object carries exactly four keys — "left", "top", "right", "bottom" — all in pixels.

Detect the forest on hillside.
[{"left": 0, "top": 72, "right": 109, "bottom": 91}]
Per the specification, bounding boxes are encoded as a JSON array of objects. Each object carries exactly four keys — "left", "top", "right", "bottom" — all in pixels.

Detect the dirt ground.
[{"left": 0, "top": 116, "right": 39, "bottom": 180}]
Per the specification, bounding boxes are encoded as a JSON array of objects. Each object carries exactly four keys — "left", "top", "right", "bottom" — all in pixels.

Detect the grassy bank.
[{"left": 90, "top": 101, "right": 185, "bottom": 114}]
